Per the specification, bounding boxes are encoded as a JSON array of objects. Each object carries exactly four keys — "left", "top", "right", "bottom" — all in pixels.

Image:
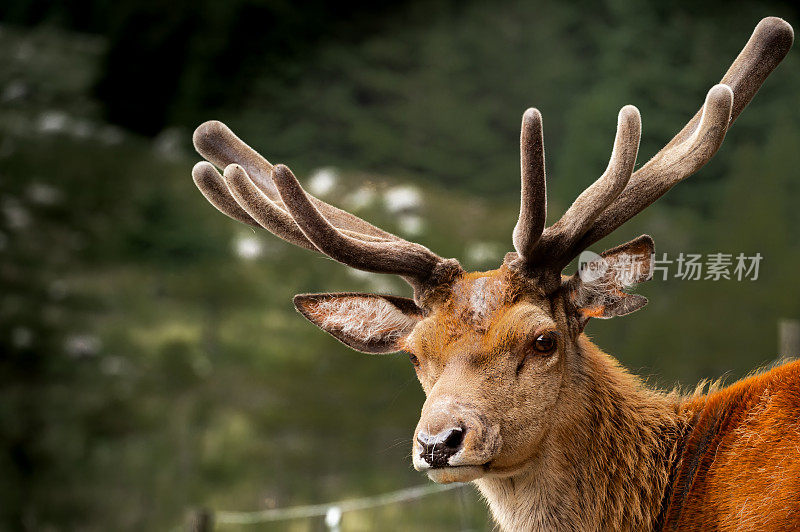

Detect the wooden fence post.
[
  {"left": 186, "top": 508, "right": 214, "bottom": 532},
  {"left": 779, "top": 319, "right": 800, "bottom": 359}
]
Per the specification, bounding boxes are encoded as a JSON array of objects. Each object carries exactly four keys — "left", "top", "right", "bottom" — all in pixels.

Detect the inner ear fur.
[
  {"left": 293, "top": 292, "right": 424, "bottom": 354},
  {"left": 566, "top": 234, "right": 655, "bottom": 323}
]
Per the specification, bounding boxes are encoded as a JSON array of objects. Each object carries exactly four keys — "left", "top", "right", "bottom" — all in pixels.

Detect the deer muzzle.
[{"left": 412, "top": 395, "right": 502, "bottom": 483}]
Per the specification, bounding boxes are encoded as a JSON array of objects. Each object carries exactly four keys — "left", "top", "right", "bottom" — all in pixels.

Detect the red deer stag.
[{"left": 191, "top": 17, "right": 796, "bottom": 531}]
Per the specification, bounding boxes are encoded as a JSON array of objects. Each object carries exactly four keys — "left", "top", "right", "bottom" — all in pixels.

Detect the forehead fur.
[
  {"left": 452, "top": 271, "right": 509, "bottom": 332},
  {"left": 407, "top": 267, "right": 555, "bottom": 357}
]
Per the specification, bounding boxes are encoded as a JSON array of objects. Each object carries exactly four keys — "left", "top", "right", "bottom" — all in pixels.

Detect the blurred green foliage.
[{"left": 1, "top": 1, "right": 799, "bottom": 530}]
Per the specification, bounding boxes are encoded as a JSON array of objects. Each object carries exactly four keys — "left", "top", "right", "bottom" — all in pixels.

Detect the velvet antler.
[
  {"left": 512, "top": 17, "right": 793, "bottom": 274},
  {"left": 191, "top": 121, "right": 461, "bottom": 300},
  {"left": 192, "top": 17, "right": 792, "bottom": 301}
]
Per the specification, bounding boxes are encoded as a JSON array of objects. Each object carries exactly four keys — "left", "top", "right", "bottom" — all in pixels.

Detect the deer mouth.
[
  {"left": 412, "top": 436, "right": 497, "bottom": 483},
  {"left": 423, "top": 464, "right": 490, "bottom": 484}
]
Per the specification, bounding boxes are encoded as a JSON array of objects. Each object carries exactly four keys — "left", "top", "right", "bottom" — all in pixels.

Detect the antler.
[
  {"left": 513, "top": 108, "right": 548, "bottom": 258},
  {"left": 192, "top": 121, "right": 461, "bottom": 299},
  {"left": 193, "top": 17, "right": 791, "bottom": 298},
  {"left": 515, "top": 105, "right": 642, "bottom": 266},
  {"left": 513, "top": 17, "right": 793, "bottom": 273}
]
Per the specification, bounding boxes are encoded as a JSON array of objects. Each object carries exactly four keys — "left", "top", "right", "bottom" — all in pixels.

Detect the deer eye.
[
  {"left": 533, "top": 331, "right": 557, "bottom": 354},
  {"left": 408, "top": 353, "right": 420, "bottom": 367}
]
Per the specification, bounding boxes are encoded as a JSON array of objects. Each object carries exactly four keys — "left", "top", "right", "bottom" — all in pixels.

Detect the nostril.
[
  {"left": 417, "top": 432, "right": 432, "bottom": 448},
  {"left": 443, "top": 427, "right": 465, "bottom": 450},
  {"left": 417, "top": 427, "right": 465, "bottom": 467}
]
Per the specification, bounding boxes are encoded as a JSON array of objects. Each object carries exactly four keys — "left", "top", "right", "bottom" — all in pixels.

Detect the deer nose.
[{"left": 417, "top": 427, "right": 465, "bottom": 467}]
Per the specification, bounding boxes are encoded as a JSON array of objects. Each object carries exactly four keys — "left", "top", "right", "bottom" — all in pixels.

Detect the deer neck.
[{"left": 475, "top": 337, "right": 686, "bottom": 531}]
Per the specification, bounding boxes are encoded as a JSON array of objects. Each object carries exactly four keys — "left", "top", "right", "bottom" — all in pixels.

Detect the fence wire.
[{"left": 212, "top": 482, "right": 466, "bottom": 526}]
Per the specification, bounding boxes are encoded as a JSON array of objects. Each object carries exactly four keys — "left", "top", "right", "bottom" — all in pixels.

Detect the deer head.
[{"left": 191, "top": 18, "right": 792, "bottom": 485}]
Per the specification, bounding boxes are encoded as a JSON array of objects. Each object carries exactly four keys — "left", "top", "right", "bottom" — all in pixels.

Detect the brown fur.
[
  {"left": 409, "top": 270, "right": 800, "bottom": 530},
  {"left": 477, "top": 339, "right": 800, "bottom": 531},
  {"left": 293, "top": 260, "right": 800, "bottom": 531},
  {"left": 397, "top": 267, "right": 800, "bottom": 531},
  {"left": 473, "top": 336, "right": 680, "bottom": 531},
  {"left": 663, "top": 361, "right": 800, "bottom": 531}
]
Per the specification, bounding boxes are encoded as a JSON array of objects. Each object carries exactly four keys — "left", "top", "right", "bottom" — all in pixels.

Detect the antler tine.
[
  {"left": 193, "top": 120, "right": 277, "bottom": 198},
  {"left": 271, "top": 164, "right": 444, "bottom": 281},
  {"left": 529, "top": 105, "right": 641, "bottom": 267},
  {"left": 574, "top": 17, "right": 793, "bottom": 252},
  {"left": 193, "top": 120, "right": 398, "bottom": 241},
  {"left": 192, "top": 161, "right": 262, "bottom": 228},
  {"left": 513, "top": 108, "right": 547, "bottom": 260},
  {"left": 222, "top": 164, "right": 317, "bottom": 251},
  {"left": 722, "top": 17, "right": 794, "bottom": 125},
  {"left": 195, "top": 159, "right": 385, "bottom": 251},
  {"left": 223, "top": 163, "right": 390, "bottom": 246}
]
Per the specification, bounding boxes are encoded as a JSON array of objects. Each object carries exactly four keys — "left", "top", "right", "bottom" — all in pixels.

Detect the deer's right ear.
[
  {"left": 564, "top": 235, "right": 655, "bottom": 327},
  {"left": 293, "top": 293, "right": 424, "bottom": 354}
]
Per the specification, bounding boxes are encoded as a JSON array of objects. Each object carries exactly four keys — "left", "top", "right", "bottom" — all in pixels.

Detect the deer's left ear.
[
  {"left": 293, "top": 293, "right": 424, "bottom": 354},
  {"left": 565, "top": 234, "right": 655, "bottom": 325}
]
